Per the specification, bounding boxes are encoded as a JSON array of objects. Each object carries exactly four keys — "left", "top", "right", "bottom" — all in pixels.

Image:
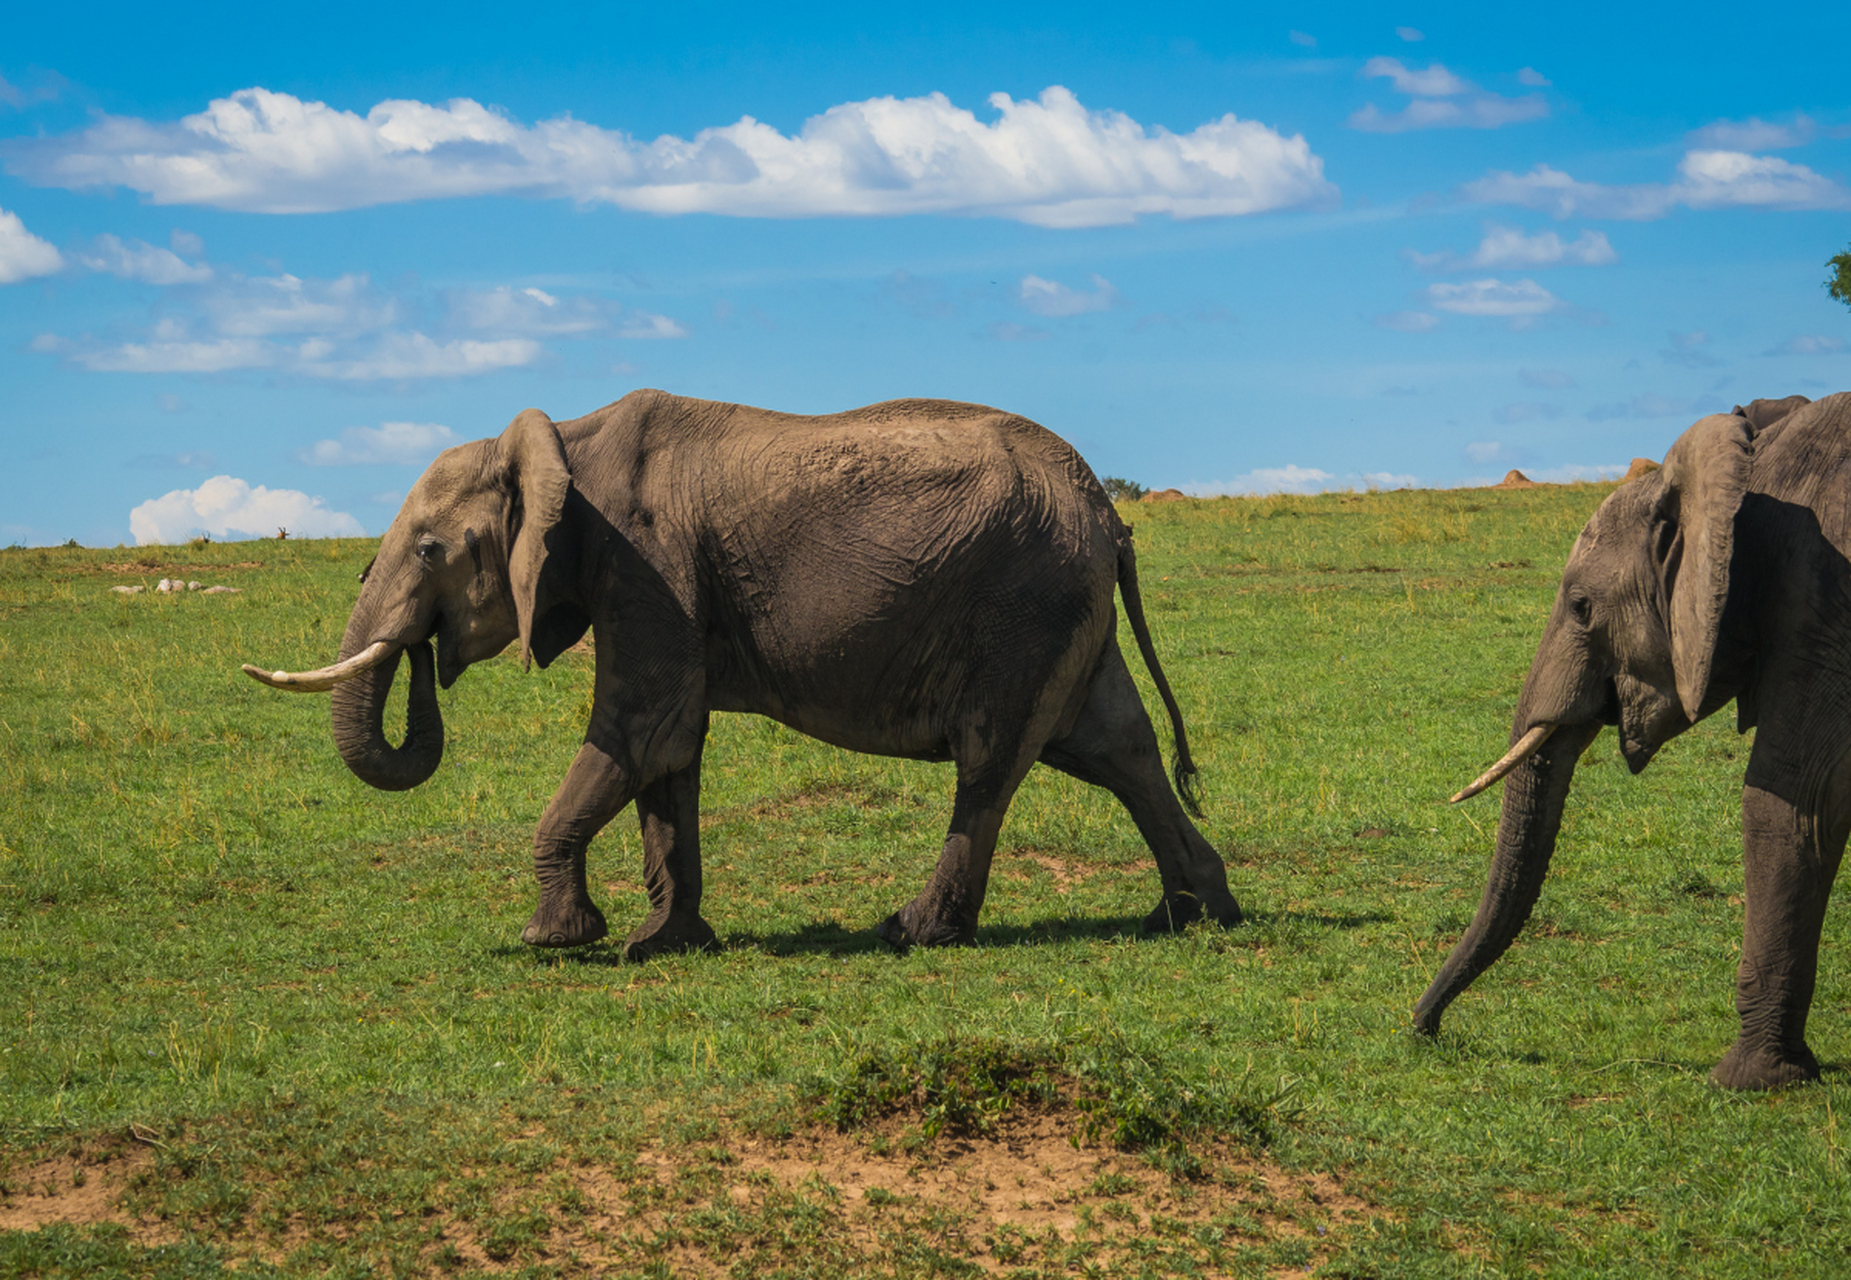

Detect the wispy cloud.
[
  {"left": 1494, "top": 401, "right": 1563, "bottom": 424},
  {"left": 76, "top": 233, "right": 212, "bottom": 284},
  {"left": 1018, "top": 273, "right": 1118, "bottom": 317},
  {"left": 1660, "top": 330, "right": 1722, "bottom": 368},
  {"left": 1765, "top": 334, "right": 1847, "bottom": 356},
  {"left": 0, "top": 206, "right": 63, "bottom": 283},
  {"left": 1188, "top": 465, "right": 1418, "bottom": 496},
  {"left": 6, "top": 85, "right": 1338, "bottom": 228},
  {"left": 129, "top": 475, "right": 364, "bottom": 545},
  {"left": 1464, "top": 150, "right": 1851, "bottom": 219},
  {"left": 1408, "top": 224, "right": 1616, "bottom": 272},
  {"left": 1374, "top": 310, "right": 1439, "bottom": 332},
  {"left": 1348, "top": 57, "right": 1547, "bottom": 133},
  {"left": 1688, "top": 114, "right": 1814, "bottom": 150},
  {"left": 1519, "top": 367, "right": 1576, "bottom": 389},
  {"left": 1585, "top": 393, "right": 1705, "bottom": 422},
  {"left": 298, "top": 421, "right": 460, "bottom": 466},
  {"left": 446, "top": 285, "right": 609, "bottom": 335},
  {"left": 1425, "top": 277, "right": 1560, "bottom": 318},
  {"left": 29, "top": 259, "right": 657, "bottom": 380}
]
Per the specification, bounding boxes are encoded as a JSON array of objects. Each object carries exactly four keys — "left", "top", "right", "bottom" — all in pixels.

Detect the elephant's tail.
[{"left": 1117, "top": 535, "right": 1203, "bottom": 818}]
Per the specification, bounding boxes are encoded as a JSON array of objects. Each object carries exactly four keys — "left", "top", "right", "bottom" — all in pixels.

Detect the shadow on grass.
[{"left": 488, "top": 907, "right": 1393, "bottom": 967}]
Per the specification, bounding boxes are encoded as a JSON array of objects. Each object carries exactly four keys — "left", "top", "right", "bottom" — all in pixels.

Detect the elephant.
[
  {"left": 243, "top": 390, "right": 1242, "bottom": 958},
  {"left": 1416, "top": 391, "right": 1851, "bottom": 1089}
]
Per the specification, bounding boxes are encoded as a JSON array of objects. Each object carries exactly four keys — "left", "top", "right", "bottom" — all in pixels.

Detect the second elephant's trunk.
[
  {"left": 1414, "top": 721, "right": 1600, "bottom": 1034},
  {"left": 329, "top": 621, "right": 444, "bottom": 791}
]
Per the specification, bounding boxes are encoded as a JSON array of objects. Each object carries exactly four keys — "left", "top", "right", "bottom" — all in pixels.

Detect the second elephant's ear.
[
  {"left": 1655, "top": 413, "right": 1755, "bottom": 721},
  {"left": 500, "top": 408, "right": 572, "bottom": 670}
]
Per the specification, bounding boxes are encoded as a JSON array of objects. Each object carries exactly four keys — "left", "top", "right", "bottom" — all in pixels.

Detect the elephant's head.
[
  {"left": 242, "top": 409, "right": 579, "bottom": 791},
  {"left": 1414, "top": 413, "right": 1756, "bottom": 1034}
]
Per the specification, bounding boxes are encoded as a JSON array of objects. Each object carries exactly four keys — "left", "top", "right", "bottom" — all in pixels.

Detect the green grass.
[{"left": 2, "top": 489, "right": 1848, "bottom": 1276}]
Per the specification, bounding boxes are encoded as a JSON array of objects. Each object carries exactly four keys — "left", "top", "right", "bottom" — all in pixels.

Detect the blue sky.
[{"left": 3, "top": 1, "right": 1849, "bottom": 546}]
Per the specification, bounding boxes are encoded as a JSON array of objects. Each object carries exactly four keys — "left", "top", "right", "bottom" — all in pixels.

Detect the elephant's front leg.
[
  {"left": 522, "top": 740, "right": 637, "bottom": 947},
  {"left": 624, "top": 750, "right": 719, "bottom": 961},
  {"left": 1710, "top": 783, "right": 1845, "bottom": 1089}
]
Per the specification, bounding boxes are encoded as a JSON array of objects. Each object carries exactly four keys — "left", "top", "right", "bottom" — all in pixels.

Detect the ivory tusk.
[
  {"left": 1450, "top": 722, "right": 1558, "bottom": 803},
  {"left": 241, "top": 640, "right": 395, "bottom": 692}
]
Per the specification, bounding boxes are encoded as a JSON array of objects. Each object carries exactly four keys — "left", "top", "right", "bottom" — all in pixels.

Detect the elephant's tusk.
[
  {"left": 241, "top": 640, "right": 396, "bottom": 692},
  {"left": 1450, "top": 722, "right": 1558, "bottom": 803}
]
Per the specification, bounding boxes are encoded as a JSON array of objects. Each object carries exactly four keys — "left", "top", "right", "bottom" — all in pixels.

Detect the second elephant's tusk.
[
  {"left": 241, "top": 640, "right": 395, "bottom": 692},
  {"left": 1450, "top": 722, "right": 1558, "bottom": 803}
]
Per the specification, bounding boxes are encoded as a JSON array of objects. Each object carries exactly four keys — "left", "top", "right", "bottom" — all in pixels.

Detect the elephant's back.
[{"left": 1749, "top": 392, "right": 1851, "bottom": 539}]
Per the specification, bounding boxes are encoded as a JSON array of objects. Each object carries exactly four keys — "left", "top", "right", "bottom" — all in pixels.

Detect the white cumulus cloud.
[
  {"left": 76, "top": 233, "right": 211, "bottom": 284},
  {"left": 7, "top": 85, "right": 1338, "bottom": 228},
  {"left": 1426, "top": 277, "right": 1560, "bottom": 317},
  {"left": 1463, "top": 151, "right": 1851, "bottom": 220},
  {"left": 298, "top": 422, "right": 460, "bottom": 466},
  {"left": 129, "top": 475, "right": 364, "bottom": 545},
  {"left": 1349, "top": 58, "right": 1546, "bottom": 133},
  {"left": 1408, "top": 224, "right": 1616, "bottom": 271},
  {"left": 1018, "top": 273, "right": 1118, "bottom": 317},
  {"left": 0, "top": 206, "right": 63, "bottom": 283}
]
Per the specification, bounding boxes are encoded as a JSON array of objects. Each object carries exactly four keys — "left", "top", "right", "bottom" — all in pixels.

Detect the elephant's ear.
[
  {"left": 500, "top": 408, "right": 572, "bottom": 671},
  {"left": 1656, "top": 413, "right": 1755, "bottom": 720}
]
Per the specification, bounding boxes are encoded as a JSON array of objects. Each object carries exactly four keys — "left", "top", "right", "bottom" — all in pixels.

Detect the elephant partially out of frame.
[
  {"left": 244, "top": 391, "right": 1242, "bottom": 957},
  {"left": 1419, "top": 392, "right": 1851, "bottom": 1089}
]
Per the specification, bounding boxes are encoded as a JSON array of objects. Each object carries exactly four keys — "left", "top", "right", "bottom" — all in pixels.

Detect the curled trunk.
[
  {"left": 1415, "top": 721, "right": 1600, "bottom": 1034},
  {"left": 329, "top": 620, "right": 444, "bottom": 791}
]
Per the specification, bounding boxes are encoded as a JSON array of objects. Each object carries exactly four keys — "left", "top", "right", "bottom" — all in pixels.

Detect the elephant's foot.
[
  {"left": 521, "top": 897, "right": 609, "bottom": 948},
  {"left": 622, "top": 911, "right": 718, "bottom": 962},
  {"left": 1143, "top": 890, "right": 1243, "bottom": 934},
  {"left": 1709, "top": 1038, "right": 1821, "bottom": 1090},
  {"left": 875, "top": 896, "right": 976, "bottom": 951}
]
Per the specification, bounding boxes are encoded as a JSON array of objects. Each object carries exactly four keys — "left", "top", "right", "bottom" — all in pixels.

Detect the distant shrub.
[{"left": 1100, "top": 476, "right": 1147, "bottom": 503}]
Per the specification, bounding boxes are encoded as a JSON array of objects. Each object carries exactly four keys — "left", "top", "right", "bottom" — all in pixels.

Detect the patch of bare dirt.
[
  {"left": 1140, "top": 488, "right": 1189, "bottom": 503},
  {"left": 1489, "top": 470, "right": 1539, "bottom": 490},
  {"left": 1, "top": 1108, "right": 1386, "bottom": 1275},
  {"left": 0, "top": 1137, "right": 177, "bottom": 1246},
  {"left": 1622, "top": 457, "right": 1660, "bottom": 482},
  {"left": 579, "top": 1107, "right": 1378, "bottom": 1275}
]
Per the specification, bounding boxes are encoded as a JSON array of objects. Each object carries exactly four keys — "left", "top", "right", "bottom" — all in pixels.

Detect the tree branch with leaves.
[{"left": 1830, "top": 244, "right": 1851, "bottom": 308}]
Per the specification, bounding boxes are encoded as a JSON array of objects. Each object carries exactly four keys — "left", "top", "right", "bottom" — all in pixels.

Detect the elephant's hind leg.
[
  {"left": 1039, "top": 643, "right": 1241, "bottom": 932},
  {"left": 875, "top": 771, "right": 1022, "bottom": 948},
  {"left": 624, "top": 753, "right": 719, "bottom": 962}
]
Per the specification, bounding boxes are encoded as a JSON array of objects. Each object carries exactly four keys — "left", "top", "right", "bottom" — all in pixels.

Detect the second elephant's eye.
[
  {"left": 417, "top": 537, "right": 443, "bottom": 564},
  {"left": 1569, "top": 594, "right": 1593, "bottom": 626}
]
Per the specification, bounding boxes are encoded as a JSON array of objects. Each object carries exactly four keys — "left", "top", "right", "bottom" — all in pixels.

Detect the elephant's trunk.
[
  {"left": 1414, "top": 720, "right": 1600, "bottom": 1035},
  {"left": 328, "top": 614, "right": 444, "bottom": 791}
]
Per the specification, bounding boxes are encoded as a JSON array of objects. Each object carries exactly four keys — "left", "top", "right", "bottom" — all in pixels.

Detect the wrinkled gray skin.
[
  {"left": 1416, "top": 392, "right": 1851, "bottom": 1090},
  {"left": 311, "top": 390, "right": 1240, "bottom": 959}
]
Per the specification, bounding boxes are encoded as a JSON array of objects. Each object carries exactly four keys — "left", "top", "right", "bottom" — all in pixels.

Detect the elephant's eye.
[
  {"left": 1569, "top": 593, "right": 1593, "bottom": 626},
  {"left": 417, "top": 536, "right": 443, "bottom": 565}
]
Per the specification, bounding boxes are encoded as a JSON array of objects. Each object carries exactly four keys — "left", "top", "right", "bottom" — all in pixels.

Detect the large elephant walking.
[
  {"left": 245, "top": 391, "right": 1241, "bottom": 957},
  {"left": 1418, "top": 392, "right": 1851, "bottom": 1089}
]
